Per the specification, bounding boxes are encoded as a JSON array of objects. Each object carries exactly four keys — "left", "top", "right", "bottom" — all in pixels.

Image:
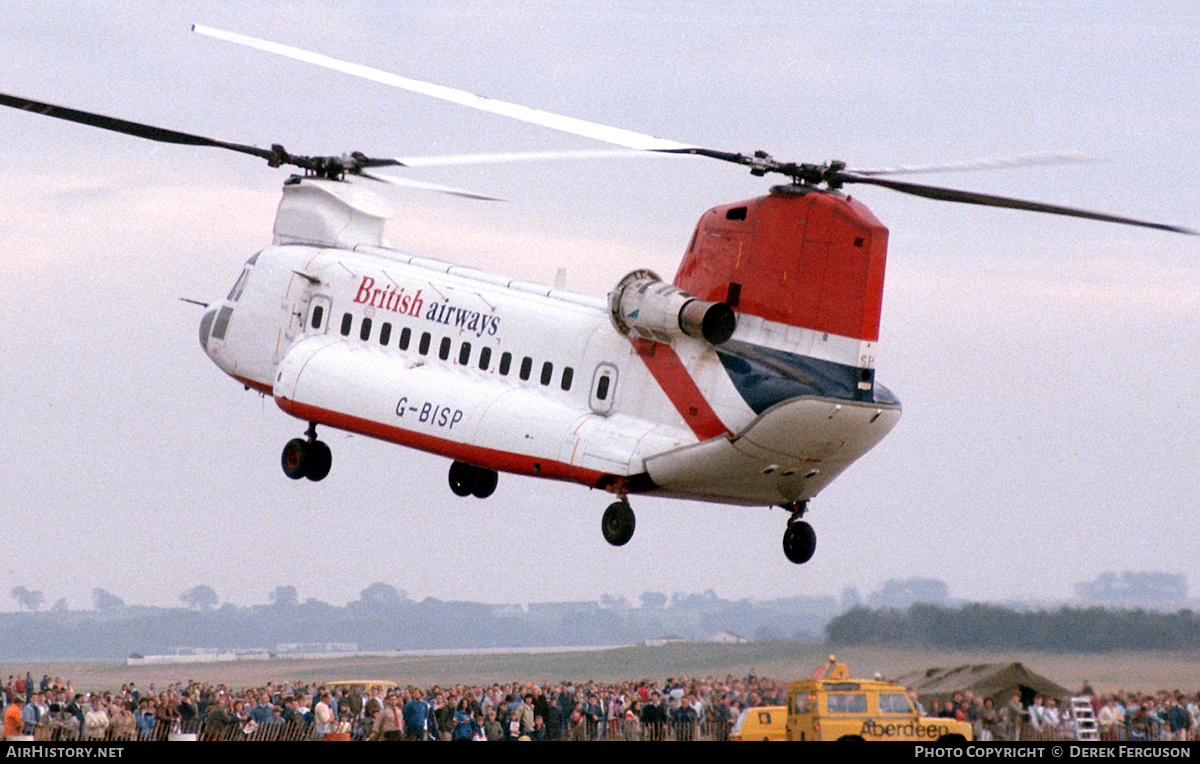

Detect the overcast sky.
[{"left": 0, "top": 0, "right": 1197, "bottom": 613}]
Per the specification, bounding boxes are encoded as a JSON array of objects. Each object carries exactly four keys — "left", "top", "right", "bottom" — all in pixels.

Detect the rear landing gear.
[
  {"left": 602, "top": 500, "right": 636, "bottom": 546},
  {"left": 281, "top": 423, "right": 331, "bottom": 482},
  {"left": 782, "top": 501, "right": 816, "bottom": 564},
  {"left": 447, "top": 460, "right": 498, "bottom": 498}
]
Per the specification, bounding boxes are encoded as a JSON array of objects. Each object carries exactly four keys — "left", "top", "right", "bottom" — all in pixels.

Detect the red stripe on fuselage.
[
  {"left": 630, "top": 338, "right": 730, "bottom": 440},
  {"left": 275, "top": 397, "right": 610, "bottom": 488}
]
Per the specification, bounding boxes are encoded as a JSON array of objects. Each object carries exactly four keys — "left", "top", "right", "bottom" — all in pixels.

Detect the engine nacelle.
[{"left": 608, "top": 269, "right": 736, "bottom": 345}]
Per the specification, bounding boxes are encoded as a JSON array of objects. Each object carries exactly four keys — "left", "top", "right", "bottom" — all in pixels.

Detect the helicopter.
[{"left": 2, "top": 25, "right": 1192, "bottom": 566}]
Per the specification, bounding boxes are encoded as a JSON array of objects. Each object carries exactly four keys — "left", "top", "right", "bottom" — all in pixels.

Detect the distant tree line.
[
  {"left": 826, "top": 603, "right": 1200, "bottom": 652},
  {"left": 0, "top": 583, "right": 840, "bottom": 662}
]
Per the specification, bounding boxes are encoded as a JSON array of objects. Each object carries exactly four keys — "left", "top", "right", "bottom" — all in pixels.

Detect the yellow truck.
[
  {"left": 731, "top": 705, "right": 788, "bottom": 741},
  {"left": 785, "top": 659, "right": 972, "bottom": 742}
]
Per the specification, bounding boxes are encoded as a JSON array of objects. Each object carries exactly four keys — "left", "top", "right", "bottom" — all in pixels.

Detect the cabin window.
[
  {"left": 791, "top": 694, "right": 813, "bottom": 715},
  {"left": 310, "top": 305, "right": 324, "bottom": 330},
  {"left": 360, "top": 317, "right": 373, "bottom": 341},
  {"left": 379, "top": 323, "right": 392, "bottom": 345},
  {"left": 596, "top": 375, "right": 610, "bottom": 400},
  {"left": 438, "top": 337, "right": 451, "bottom": 361},
  {"left": 399, "top": 327, "right": 412, "bottom": 351},
  {"left": 499, "top": 352, "right": 512, "bottom": 376},
  {"left": 478, "top": 347, "right": 492, "bottom": 371},
  {"left": 878, "top": 694, "right": 913, "bottom": 714},
  {"left": 418, "top": 332, "right": 431, "bottom": 355},
  {"left": 519, "top": 357, "right": 533, "bottom": 381},
  {"left": 340, "top": 313, "right": 353, "bottom": 337},
  {"left": 561, "top": 367, "right": 574, "bottom": 391},
  {"left": 540, "top": 362, "right": 553, "bottom": 386},
  {"left": 458, "top": 342, "right": 471, "bottom": 365},
  {"left": 826, "top": 694, "right": 868, "bottom": 714}
]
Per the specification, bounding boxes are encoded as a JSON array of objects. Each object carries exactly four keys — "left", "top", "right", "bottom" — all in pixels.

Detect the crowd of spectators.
[
  {"left": 918, "top": 684, "right": 1198, "bottom": 742},
  {"left": 2, "top": 670, "right": 1195, "bottom": 742},
  {"left": 0, "top": 670, "right": 786, "bottom": 741}
]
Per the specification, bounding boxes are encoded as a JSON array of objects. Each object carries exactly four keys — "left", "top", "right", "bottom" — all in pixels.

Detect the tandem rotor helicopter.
[{"left": 4, "top": 26, "right": 1193, "bottom": 565}]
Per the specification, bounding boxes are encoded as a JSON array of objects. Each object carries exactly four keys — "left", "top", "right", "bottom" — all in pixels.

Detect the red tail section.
[{"left": 673, "top": 188, "right": 889, "bottom": 343}]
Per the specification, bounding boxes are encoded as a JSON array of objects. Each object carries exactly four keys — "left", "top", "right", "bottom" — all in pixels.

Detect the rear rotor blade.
[
  {"left": 838, "top": 173, "right": 1197, "bottom": 235},
  {"left": 851, "top": 151, "right": 1094, "bottom": 177}
]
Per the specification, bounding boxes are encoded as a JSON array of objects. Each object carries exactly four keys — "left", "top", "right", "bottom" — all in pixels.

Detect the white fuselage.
[{"left": 198, "top": 179, "right": 901, "bottom": 507}]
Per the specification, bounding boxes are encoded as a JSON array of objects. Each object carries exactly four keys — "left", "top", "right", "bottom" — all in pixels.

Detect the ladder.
[{"left": 1071, "top": 697, "right": 1099, "bottom": 740}]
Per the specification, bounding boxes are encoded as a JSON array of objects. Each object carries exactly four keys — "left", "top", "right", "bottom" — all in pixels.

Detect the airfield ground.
[{"left": 6, "top": 643, "right": 1197, "bottom": 694}]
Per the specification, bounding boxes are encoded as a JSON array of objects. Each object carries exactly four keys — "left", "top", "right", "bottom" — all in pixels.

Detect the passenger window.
[
  {"left": 499, "top": 352, "right": 512, "bottom": 375},
  {"left": 519, "top": 357, "right": 532, "bottom": 381},
  {"left": 459, "top": 342, "right": 471, "bottom": 365},
  {"left": 418, "top": 332, "right": 431, "bottom": 355},
  {"left": 360, "top": 317, "right": 373, "bottom": 341},
  {"left": 478, "top": 347, "right": 492, "bottom": 371},
  {"left": 589, "top": 363, "right": 619, "bottom": 416},
  {"left": 561, "top": 367, "right": 574, "bottom": 391},
  {"left": 540, "top": 362, "right": 553, "bottom": 386},
  {"left": 400, "top": 327, "right": 412, "bottom": 351},
  {"left": 379, "top": 323, "right": 391, "bottom": 345},
  {"left": 438, "top": 337, "right": 451, "bottom": 361},
  {"left": 340, "top": 313, "right": 352, "bottom": 337}
]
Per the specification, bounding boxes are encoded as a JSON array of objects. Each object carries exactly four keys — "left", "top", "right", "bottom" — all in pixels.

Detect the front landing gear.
[
  {"left": 281, "top": 423, "right": 331, "bottom": 482},
  {"left": 782, "top": 501, "right": 816, "bottom": 564},
  {"left": 602, "top": 500, "right": 636, "bottom": 546}
]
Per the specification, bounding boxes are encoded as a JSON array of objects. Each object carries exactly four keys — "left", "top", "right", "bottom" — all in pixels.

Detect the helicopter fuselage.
[{"left": 199, "top": 178, "right": 902, "bottom": 510}]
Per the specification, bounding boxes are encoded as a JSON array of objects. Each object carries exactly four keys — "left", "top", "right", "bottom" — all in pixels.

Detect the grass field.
[{"left": 6, "top": 643, "right": 1199, "bottom": 694}]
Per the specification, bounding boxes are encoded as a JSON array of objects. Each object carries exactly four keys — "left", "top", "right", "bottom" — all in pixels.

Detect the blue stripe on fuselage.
[{"left": 716, "top": 340, "right": 899, "bottom": 415}]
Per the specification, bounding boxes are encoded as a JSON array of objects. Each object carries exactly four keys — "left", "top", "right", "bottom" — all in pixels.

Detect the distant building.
[
  {"left": 708, "top": 631, "right": 749, "bottom": 644},
  {"left": 276, "top": 642, "right": 358, "bottom": 653},
  {"left": 644, "top": 635, "right": 688, "bottom": 646}
]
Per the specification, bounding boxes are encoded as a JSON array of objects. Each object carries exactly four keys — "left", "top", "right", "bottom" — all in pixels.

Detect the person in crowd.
[
  {"left": 82, "top": 696, "right": 110, "bottom": 741},
  {"left": 312, "top": 691, "right": 335, "bottom": 738},
  {"left": 108, "top": 699, "right": 137, "bottom": 741},
  {"left": 402, "top": 687, "right": 434, "bottom": 740},
  {"left": 3, "top": 695, "right": 25, "bottom": 740}
]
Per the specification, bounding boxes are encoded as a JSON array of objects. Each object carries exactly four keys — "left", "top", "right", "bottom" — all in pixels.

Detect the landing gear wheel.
[
  {"left": 281, "top": 438, "right": 309, "bottom": 480},
  {"left": 304, "top": 440, "right": 332, "bottom": 482},
  {"left": 783, "top": 520, "right": 817, "bottom": 564},
  {"left": 472, "top": 468, "right": 498, "bottom": 498},
  {"left": 448, "top": 461, "right": 499, "bottom": 498},
  {"left": 448, "top": 461, "right": 475, "bottom": 497},
  {"left": 601, "top": 501, "right": 636, "bottom": 547}
]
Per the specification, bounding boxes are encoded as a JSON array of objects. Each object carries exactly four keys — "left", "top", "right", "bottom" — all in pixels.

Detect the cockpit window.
[
  {"left": 227, "top": 268, "right": 251, "bottom": 302},
  {"left": 211, "top": 306, "right": 234, "bottom": 341}
]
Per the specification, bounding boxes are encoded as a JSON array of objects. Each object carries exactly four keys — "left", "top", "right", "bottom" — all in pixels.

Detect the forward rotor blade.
[
  {"left": 839, "top": 174, "right": 1197, "bottom": 235},
  {"left": 360, "top": 172, "right": 506, "bottom": 202},
  {"left": 193, "top": 24, "right": 697, "bottom": 152},
  {"left": 393, "top": 148, "right": 667, "bottom": 168},
  {"left": 0, "top": 92, "right": 276, "bottom": 163}
]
